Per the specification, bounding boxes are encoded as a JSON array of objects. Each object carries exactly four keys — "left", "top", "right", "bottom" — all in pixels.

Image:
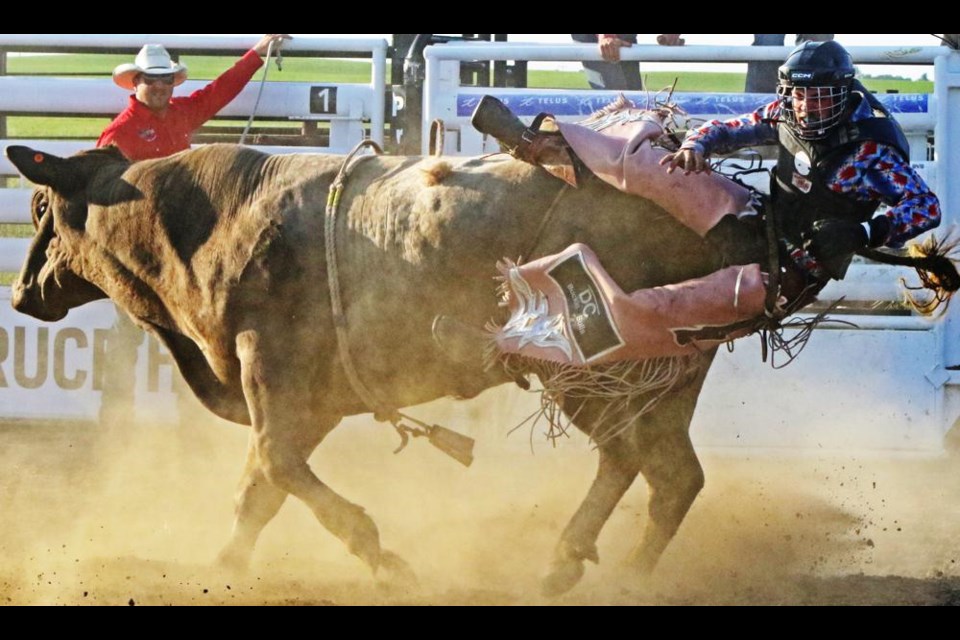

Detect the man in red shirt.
[
  {"left": 95, "top": 34, "right": 287, "bottom": 427},
  {"left": 97, "top": 34, "right": 288, "bottom": 160}
]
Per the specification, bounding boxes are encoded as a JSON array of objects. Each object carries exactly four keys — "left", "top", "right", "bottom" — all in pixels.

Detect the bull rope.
[
  {"left": 858, "top": 227, "right": 960, "bottom": 315},
  {"left": 240, "top": 39, "right": 283, "bottom": 146},
  {"left": 325, "top": 141, "right": 475, "bottom": 464},
  {"left": 324, "top": 139, "right": 396, "bottom": 421},
  {"left": 522, "top": 182, "right": 570, "bottom": 261}
]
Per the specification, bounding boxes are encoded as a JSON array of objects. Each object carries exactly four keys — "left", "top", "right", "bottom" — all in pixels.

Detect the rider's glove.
[{"left": 805, "top": 218, "right": 890, "bottom": 280}]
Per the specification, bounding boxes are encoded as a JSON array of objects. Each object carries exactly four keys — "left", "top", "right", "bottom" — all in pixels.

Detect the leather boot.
[
  {"left": 703, "top": 214, "right": 768, "bottom": 266},
  {"left": 471, "top": 96, "right": 583, "bottom": 187},
  {"left": 471, "top": 95, "right": 529, "bottom": 151}
]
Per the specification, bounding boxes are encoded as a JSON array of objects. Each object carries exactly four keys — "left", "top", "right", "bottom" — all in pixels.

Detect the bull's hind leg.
[
  {"left": 542, "top": 357, "right": 711, "bottom": 596},
  {"left": 541, "top": 444, "right": 642, "bottom": 597},
  {"left": 626, "top": 427, "right": 704, "bottom": 573},
  {"left": 235, "top": 330, "right": 407, "bottom": 578}
]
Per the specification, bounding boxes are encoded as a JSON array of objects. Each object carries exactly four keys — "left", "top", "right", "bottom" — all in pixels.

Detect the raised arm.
[{"left": 660, "top": 100, "right": 781, "bottom": 174}]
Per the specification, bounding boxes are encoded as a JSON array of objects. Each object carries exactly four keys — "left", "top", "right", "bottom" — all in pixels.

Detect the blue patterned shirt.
[{"left": 681, "top": 96, "right": 941, "bottom": 257}]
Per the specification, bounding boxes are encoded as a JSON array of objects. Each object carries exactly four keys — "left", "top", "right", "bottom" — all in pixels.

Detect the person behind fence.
[
  {"left": 465, "top": 40, "right": 941, "bottom": 359},
  {"left": 571, "top": 34, "right": 684, "bottom": 91},
  {"left": 745, "top": 34, "right": 834, "bottom": 94},
  {"left": 97, "top": 34, "right": 290, "bottom": 160},
  {"left": 95, "top": 34, "right": 289, "bottom": 426}
]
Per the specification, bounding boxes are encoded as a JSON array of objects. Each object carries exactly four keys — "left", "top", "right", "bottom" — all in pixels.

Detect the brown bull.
[{"left": 5, "top": 143, "right": 725, "bottom": 596}]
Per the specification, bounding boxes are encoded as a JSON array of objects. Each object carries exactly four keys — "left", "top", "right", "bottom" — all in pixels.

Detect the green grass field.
[
  {"left": 7, "top": 53, "right": 934, "bottom": 90},
  {"left": 2, "top": 54, "right": 933, "bottom": 139},
  {"left": 0, "top": 54, "right": 938, "bottom": 281}
]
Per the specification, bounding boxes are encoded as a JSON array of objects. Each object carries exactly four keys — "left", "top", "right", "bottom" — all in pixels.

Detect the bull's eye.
[{"left": 31, "top": 191, "right": 51, "bottom": 229}]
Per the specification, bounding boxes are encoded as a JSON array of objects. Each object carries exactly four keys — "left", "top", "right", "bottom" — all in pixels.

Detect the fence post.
[
  {"left": 0, "top": 50, "right": 7, "bottom": 140},
  {"left": 935, "top": 51, "right": 960, "bottom": 373}
]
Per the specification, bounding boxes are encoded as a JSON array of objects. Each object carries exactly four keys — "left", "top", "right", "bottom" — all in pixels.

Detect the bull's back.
[
  {"left": 299, "top": 153, "right": 715, "bottom": 408},
  {"left": 332, "top": 154, "right": 714, "bottom": 303}
]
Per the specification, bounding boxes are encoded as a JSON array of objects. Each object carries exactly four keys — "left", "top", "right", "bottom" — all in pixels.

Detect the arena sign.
[{"left": 0, "top": 291, "right": 180, "bottom": 423}]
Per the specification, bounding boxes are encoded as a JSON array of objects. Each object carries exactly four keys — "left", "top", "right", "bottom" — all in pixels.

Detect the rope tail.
[
  {"left": 240, "top": 39, "right": 281, "bottom": 146},
  {"left": 858, "top": 228, "right": 960, "bottom": 316}
]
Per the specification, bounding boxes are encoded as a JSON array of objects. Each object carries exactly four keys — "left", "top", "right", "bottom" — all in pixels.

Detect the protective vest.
[{"left": 772, "top": 87, "right": 910, "bottom": 244}]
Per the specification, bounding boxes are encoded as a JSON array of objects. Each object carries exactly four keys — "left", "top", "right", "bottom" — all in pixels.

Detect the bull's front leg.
[
  {"left": 215, "top": 423, "right": 330, "bottom": 571},
  {"left": 215, "top": 432, "right": 288, "bottom": 571},
  {"left": 234, "top": 329, "right": 412, "bottom": 580}
]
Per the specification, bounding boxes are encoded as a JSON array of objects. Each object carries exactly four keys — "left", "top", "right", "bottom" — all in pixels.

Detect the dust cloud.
[{"left": 1, "top": 385, "right": 959, "bottom": 605}]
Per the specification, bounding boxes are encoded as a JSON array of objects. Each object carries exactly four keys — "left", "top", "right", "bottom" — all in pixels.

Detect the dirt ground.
[{"left": 2, "top": 387, "right": 959, "bottom": 606}]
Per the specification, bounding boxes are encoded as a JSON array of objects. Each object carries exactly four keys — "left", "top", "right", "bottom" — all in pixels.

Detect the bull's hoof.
[
  {"left": 624, "top": 548, "right": 659, "bottom": 575},
  {"left": 377, "top": 549, "right": 419, "bottom": 589},
  {"left": 344, "top": 515, "right": 382, "bottom": 572},
  {"left": 540, "top": 558, "right": 584, "bottom": 597},
  {"left": 213, "top": 544, "right": 251, "bottom": 575}
]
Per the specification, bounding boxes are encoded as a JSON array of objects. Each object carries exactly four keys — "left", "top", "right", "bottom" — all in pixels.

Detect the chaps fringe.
[{"left": 488, "top": 347, "right": 705, "bottom": 448}]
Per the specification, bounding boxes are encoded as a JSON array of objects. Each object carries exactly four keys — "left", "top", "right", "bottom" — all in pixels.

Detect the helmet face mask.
[
  {"left": 777, "top": 41, "right": 856, "bottom": 140},
  {"left": 777, "top": 83, "right": 849, "bottom": 140}
]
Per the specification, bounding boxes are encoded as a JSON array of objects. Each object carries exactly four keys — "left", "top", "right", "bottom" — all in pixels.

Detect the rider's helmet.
[{"left": 777, "top": 40, "right": 856, "bottom": 140}]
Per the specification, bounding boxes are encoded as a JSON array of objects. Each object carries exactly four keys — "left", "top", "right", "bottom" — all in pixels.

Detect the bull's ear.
[{"left": 5, "top": 146, "right": 80, "bottom": 194}]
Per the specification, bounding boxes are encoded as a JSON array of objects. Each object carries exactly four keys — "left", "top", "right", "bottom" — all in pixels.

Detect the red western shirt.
[{"left": 97, "top": 50, "right": 264, "bottom": 161}]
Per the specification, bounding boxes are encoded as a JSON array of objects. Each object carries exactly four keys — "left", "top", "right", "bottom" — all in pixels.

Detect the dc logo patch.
[{"left": 794, "top": 150, "right": 812, "bottom": 176}]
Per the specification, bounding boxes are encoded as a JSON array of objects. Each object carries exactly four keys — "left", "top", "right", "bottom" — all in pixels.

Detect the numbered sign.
[{"left": 310, "top": 86, "right": 339, "bottom": 114}]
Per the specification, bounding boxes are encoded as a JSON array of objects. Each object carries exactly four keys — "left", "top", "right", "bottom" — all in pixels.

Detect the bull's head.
[{"left": 4, "top": 146, "right": 128, "bottom": 321}]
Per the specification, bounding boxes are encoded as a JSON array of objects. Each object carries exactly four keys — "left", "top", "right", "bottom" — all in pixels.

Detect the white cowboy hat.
[{"left": 112, "top": 44, "right": 188, "bottom": 90}]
